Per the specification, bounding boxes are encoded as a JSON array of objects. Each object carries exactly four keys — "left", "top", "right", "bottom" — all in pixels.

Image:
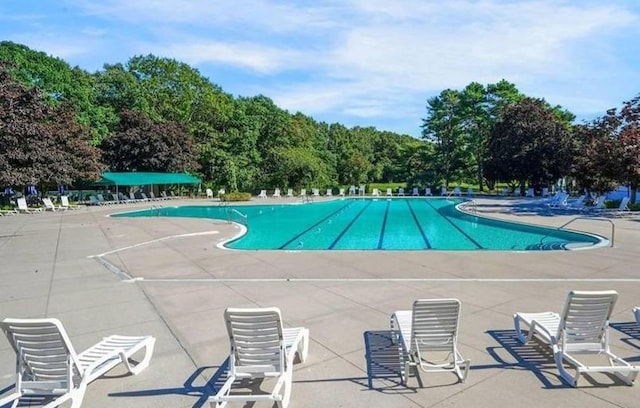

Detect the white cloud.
[
  {"left": 14, "top": 0, "right": 640, "bottom": 134},
  {"left": 150, "top": 41, "right": 307, "bottom": 74}
]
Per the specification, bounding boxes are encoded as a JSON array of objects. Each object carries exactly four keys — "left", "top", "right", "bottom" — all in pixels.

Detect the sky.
[{"left": 1, "top": 0, "right": 639, "bottom": 137}]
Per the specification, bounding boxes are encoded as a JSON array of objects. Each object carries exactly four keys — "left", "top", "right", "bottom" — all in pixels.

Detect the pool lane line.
[
  {"left": 406, "top": 199, "right": 432, "bottom": 249},
  {"left": 128, "top": 277, "right": 640, "bottom": 283},
  {"left": 328, "top": 200, "right": 374, "bottom": 249},
  {"left": 278, "top": 201, "right": 355, "bottom": 249},
  {"left": 424, "top": 200, "right": 483, "bottom": 249},
  {"left": 377, "top": 200, "right": 390, "bottom": 249}
]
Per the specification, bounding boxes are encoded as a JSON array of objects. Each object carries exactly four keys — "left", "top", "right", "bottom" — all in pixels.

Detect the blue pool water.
[{"left": 112, "top": 198, "right": 602, "bottom": 251}]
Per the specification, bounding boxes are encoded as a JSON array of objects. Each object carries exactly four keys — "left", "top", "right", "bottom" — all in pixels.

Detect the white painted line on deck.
[
  {"left": 89, "top": 230, "right": 219, "bottom": 258},
  {"left": 126, "top": 277, "right": 640, "bottom": 283}
]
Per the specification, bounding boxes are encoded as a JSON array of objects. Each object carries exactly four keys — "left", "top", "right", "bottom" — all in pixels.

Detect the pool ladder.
[
  {"left": 227, "top": 208, "right": 248, "bottom": 225},
  {"left": 459, "top": 199, "right": 477, "bottom": 213},
  {"left": 539, "top": 216, "right": 615, "bottom": 247}
]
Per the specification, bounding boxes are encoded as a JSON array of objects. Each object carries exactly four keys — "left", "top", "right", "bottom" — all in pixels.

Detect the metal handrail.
[
  {"left": 459, "top": 199, "right": 477, "bottom": 213},
  {"left": 539, "top": 216, "right": 615, "bottom": 247},
  {"left": 227, "top": 208, "right": 247, "bottom": 225}
]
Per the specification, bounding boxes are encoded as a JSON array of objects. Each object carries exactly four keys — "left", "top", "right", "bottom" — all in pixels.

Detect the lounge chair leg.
[
  {"left": 554, "top": 350, "right": 577, "bottom": 387},
  {"left": 513, "top": 315, "right": 528, "bottom": 344},
  {"left": 298, "top": 328, "right": 309, "bottom": 363}
]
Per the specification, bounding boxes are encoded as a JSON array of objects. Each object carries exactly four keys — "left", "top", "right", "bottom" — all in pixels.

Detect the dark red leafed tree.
[
  {"left": 100, "top": 109, "right": 198, "bottom": 173},
  {"left": 0, "top": 66, "right": 103, "bottom": 188}
]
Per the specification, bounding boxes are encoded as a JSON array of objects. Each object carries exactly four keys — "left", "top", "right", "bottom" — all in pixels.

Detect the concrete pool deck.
[{"left": 1, "top": 196, "right": 639, "bottom": 407}]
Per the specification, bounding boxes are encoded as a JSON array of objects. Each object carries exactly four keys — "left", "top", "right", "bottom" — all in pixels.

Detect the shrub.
[
  {"left": 629, "top": 202, "right": 640, "bottom": 212},
  {"left": 221, "top": 192, "right": 251, "bottom": 202},
  {"left": 604, "top": 199, "right": 621, "bottom": 209}
]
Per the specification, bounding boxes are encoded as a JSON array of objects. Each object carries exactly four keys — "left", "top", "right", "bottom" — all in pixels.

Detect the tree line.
[{"left": 1, "top": 41, "right": 638, "bottom": 202}]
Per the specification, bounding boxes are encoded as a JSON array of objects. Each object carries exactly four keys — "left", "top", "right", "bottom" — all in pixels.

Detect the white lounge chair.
[
  {"left": 312, "top": 188, "right": 320, "bottom": 197},
  {"left": 17, "top": 197, "right": 41, "bottom": 213},
  {"left": 147, "top": 191, "right": 162, "bottom": 201},
  {"left": 359, "top": 184, "right": 366, "bottom": 196},
  {"left": 326, "top": 188, "right": 333, "bottom": 196},
  {"left": 385, "top": 188, "right": 393, "bottom": 197},
  {"left": 286, "top": 188, "right": 293, "bottom": 198},
  {"left": 371, "top": 188, "right": 380, "bottom": 197},
  {"left": 441, "top": 186, "right": 448, "bottom": 196},
  {"left": 299, "top": 189, "right": 307, "bottom": 198},
  {"left": 42, "top": 197, "right": 64, "bottom": 212},
  {"left": 590, "top": 195, "right": 607, "bottom": 212},
  {"left": 211, "top": 307, "right": 309, "bottom": 408},
  {"left": 0, "top": 206, "right": 18, "bottom": 216},
  {"left": 467, "top": 188, "right": 474, "bottom": 197},
  {"left": 453, "top": 187, "right": 461, "bottom": 196},
  {"left": 607, "top": 196, "right": 631, "bottom": 217},
  {"left": 258, "top": 189, "right": 267, "bottom": 199},
  {"left": 565, "top": 195, "right": 587, "bottom": 211},
  {"left": 514, "top": 290, "right": 639, "bottom": 387},
  {"left": 391, "top": 299, "right": 470, "bottom": 385},
  {"left": 273, "top": 188, "right": 281, "bottom": 198},
  {"left": 206, "top": 188, "right": 214, "bottom": 199},
  {"left": 424, "top": 187, "right": 432, "bottom": 196},
  {"left": 546, "top": 192, "right": 569, "bottom": 209},
  {"left": 0, "top": 318, "right": 155, "bottom": 408},
  {"left": 411, "top": 187, "right": 419, "bottom": 196},
  {"left": 338, "top": 188, "right": 345, "bottom": 197},
  {"left": 525, "top": 188, "right": 535, "bottom": 198},
  {"left": 398, "top": 188, "right": 405, "bottom": 196}
]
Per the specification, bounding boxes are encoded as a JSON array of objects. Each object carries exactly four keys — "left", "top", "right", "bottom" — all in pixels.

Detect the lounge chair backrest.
[
  {"left": 224, "top": 308, "right": 285, "bottom": 375},
  {"left": 1, "top": 318, "right": 82, "bottom": 391},
  {"left": 42, "top": 197, "right": 55, "bottom": 210},
  {"left": 17, "top": 197, "right": 31, "bottom": 210},
  {"left": 593, "top": 195, "right": 606, "bottom": 209},
  {"left": 560, "top": 290, "right": 617, "bottom": 351},
  {"left": 618, "top": 196, "right": 630, "bottom": 210},
  {"left": 61, "top": 195, "right": 71, "bottom": 206},
  {"left": 411, "top": 299, "right": 461, "bottom": 353}
]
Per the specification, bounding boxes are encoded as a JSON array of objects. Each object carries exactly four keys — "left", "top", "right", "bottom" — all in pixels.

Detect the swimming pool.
[{"left": 112, "top": 198, "right": 604, "bottom": 251}]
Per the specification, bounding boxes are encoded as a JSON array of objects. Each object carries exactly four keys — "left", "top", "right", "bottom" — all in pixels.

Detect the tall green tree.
[
  {"left": 421, "top": 89, "right": 468, "bottom": 188},
  {"left": 0, "top": 41, "right": 117, "bottom": 141}
]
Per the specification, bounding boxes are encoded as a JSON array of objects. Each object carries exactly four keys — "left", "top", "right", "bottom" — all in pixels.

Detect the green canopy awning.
[{"left": 98, "top": 172, "right": 201, "bottom": 186}]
